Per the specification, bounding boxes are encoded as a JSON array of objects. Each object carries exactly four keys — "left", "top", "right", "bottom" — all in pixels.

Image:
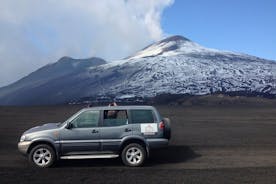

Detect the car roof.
[{"left": 84, "top": 105, "right": 156, "bottom": 111}]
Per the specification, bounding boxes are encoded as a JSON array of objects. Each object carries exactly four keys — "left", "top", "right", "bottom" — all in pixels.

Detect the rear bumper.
[
  {"left": 18, "top": 141, "right": 31, "bottom": 155},
  {"left": 147, "top": 138, "right": 169, "bottom": 149}
]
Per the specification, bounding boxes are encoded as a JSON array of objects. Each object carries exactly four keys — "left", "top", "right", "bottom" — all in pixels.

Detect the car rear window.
[{"left": 130, "top": 110, "right": 154, "bottom": 124}]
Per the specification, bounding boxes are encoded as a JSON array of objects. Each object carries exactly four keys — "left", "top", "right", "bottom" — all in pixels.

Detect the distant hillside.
[
  {"left": 0, "top": 35, "right": 275, "bottom": 105},
  {"left": 151, "top": 93, "right": 276, "bottom": 107},
  {"left": 0, "top": 57, "right": 106, "bottom": 105}
]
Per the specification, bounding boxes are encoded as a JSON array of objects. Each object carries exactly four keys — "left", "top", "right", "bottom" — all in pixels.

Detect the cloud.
[{"left": 0, "top": 0, "right": 173, "bottom": 87}]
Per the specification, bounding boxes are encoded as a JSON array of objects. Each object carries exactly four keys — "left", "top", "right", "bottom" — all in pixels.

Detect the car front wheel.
[
  {"left": 28, "top": 144, "right": 56, "bottom": 168},
  {"left": 121, "top": 143, "right": 146, "bottom": 167}
]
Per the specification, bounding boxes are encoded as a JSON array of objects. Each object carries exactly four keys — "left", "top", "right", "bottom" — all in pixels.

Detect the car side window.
[
  {"left": 130, "top": 110, "right": 154, "bottom": 124},
  {"left": 103, "top": 110, "right": 128, "bottom": 127},
  {"left": 70, "top": 110, "right": 100, "bottom": 128}
]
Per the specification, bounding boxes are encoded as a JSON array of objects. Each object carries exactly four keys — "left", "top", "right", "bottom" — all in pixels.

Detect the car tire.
[
  {"left": 28, "top": 144, "right": 56, "bottom": 168},
  {"left": 121, "top": 143, "right": 146, "bottom": 167}
]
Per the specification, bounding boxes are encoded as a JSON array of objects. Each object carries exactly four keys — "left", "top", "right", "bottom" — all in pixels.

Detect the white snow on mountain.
[
  {"left": 129, "top": 35, "right": 235, "bottom": 59},
  {"left": 86, "top": 35, "right": 276, "bottom": 97}
]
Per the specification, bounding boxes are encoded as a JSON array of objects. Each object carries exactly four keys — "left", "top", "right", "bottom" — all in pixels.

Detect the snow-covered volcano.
[
  {"left": 95, "top": 35, "right": 276, "bottom": 97},
  {"left": 0, "top": 35, "right": 275, "bottom": 105},
  {"left": 129, "top": 35, "right": 221, "bottom": 59}
]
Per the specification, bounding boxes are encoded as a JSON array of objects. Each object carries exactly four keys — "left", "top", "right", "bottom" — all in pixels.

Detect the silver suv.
[{"left": 18, "top": 106, "right": 171, "bottom": 167}]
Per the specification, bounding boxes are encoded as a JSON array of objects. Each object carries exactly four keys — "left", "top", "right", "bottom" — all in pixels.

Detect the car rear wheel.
[
  {"left": 121, "top": 143, "right": 146, "bottom": 167},
  {"left": 28, "top": 144, "right": 56, "bottom": 168}
]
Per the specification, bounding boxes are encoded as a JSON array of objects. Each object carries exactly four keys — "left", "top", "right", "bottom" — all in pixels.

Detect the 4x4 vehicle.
[{"left": 18, "top": 105, "right": 171, "bottom": 167}]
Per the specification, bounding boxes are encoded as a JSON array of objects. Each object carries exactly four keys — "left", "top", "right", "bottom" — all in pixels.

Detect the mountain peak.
[
  {"left": 58, "top": 56, "right": 73, "bottom": 62},
  {"left": 57, "top": 56, "right": 105, "bottom": 63},
  {"left": 54, "top": 57, "right": 106, "bottom": 70},
  {"left": 129, "top": 35, "right": 197, "bottom": 59},
  {"left": 159, "top": 35, "right": 190, "bottom": 44}
]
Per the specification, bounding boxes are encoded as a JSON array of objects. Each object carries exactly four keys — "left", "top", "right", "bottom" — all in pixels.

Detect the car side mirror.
[{"left": 66, "top": 122, "right": 73, "bottom": 129}]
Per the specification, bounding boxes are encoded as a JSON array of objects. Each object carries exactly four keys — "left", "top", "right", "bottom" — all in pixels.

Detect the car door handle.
[
  {"left": 125, "top": 128, "right": 132, "bottom": 132},
  {"left": 91, "top": 129, "right": 99, "bottom": 133}
]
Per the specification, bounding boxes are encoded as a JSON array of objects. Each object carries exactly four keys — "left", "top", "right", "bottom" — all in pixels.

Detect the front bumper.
[{"left": 18, "top": 141, "right": 31, "bottom": 155}]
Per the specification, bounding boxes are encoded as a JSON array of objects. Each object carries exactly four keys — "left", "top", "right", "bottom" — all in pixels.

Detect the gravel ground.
[{"left": 0, "top": 105, "right": 276, "bottom": 184}]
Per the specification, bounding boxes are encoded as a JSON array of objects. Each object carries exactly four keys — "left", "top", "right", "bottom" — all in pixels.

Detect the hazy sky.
[
  {"left": 0, "top": 0, "right": 173, "bottom": 87},
  {"left": 0, "top": 0, "right": 275, "bottom": 87}
]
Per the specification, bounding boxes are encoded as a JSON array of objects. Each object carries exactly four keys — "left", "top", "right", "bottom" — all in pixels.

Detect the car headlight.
[{"left": 20, "top": 135, "right": 26, "bottom": 142}]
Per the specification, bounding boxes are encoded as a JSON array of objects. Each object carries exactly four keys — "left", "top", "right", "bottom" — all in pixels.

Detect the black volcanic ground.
[{"left": 1, "top": 102, "right": 276, "bottom": 183}]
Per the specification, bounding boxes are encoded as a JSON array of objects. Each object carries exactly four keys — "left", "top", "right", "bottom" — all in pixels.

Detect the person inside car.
[{"left": 106, "top": 102, "right": 118, "bottom": 118}]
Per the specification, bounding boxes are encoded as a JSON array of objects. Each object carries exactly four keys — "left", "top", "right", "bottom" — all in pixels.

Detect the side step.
[{"left": 60, "top": 154, "right": 119, "bottom": 159}]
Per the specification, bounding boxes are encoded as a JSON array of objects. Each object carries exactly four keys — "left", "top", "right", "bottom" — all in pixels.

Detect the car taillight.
[{"left": 159, "top": 121, "right": 165, "bottom": 129}]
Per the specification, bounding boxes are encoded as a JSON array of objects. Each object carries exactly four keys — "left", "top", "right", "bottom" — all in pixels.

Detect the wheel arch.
[
  {"left": 120, "top": 137, "right": 149, "bottom": 157},
  {"left": 27, "top": 139, "right": 59, "bottom": 159}
]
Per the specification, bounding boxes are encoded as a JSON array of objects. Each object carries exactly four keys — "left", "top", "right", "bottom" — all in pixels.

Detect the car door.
[
  {"left": 59, "top": 110, "right": 101, "bottom": 155},
  {"left": 99, "top": 109, "right": 132, "bottom": 152}
]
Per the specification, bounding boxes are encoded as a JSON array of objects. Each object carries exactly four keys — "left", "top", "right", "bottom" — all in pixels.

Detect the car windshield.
[{"left": 58, "top": 109, "right": 84, "bottom": 127}]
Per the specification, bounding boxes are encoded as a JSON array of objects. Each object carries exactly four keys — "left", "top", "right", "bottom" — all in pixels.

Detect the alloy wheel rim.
[
  {"left": 126, "top": 147, "right": 142, "bottom": 165},
  {"left": 33, "top": 148, "right": 51, "bottom": 166}
]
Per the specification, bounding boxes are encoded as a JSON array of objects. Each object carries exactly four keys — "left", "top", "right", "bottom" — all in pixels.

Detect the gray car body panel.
[
  {"left": 18, "top": 105, "right": 169, "bottom": 159},
  {"left": 24, "top": 123, "right": 60, "bottom": 134}
]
